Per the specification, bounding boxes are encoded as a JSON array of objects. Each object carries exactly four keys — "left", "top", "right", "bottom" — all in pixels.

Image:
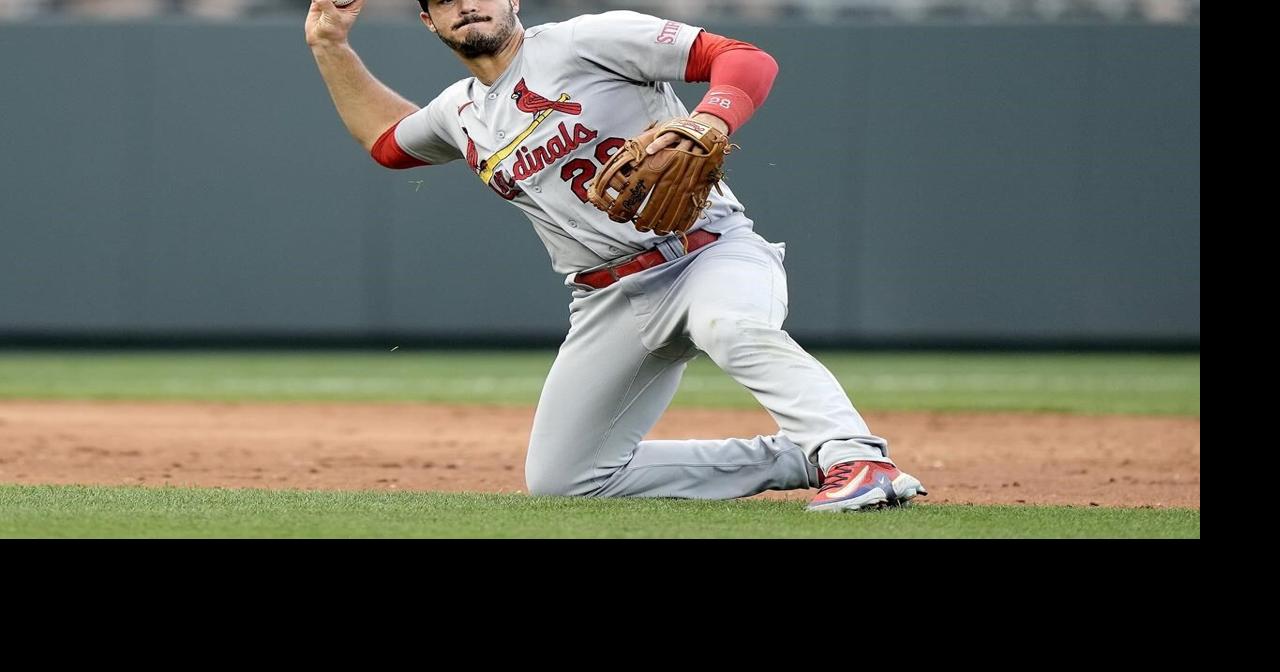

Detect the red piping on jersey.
[
  {"left": 371, "top": 118, "right": 430, "bottom": 169},
  {"left": 685, "top": 31, "right": 778, "bottom": 134}
]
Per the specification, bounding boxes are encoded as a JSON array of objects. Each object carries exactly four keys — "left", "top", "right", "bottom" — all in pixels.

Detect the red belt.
[{"left": 575, "top": 230, "right": 721, "bottom": 290}]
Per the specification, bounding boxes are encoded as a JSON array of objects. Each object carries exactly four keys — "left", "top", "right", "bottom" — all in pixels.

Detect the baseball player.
[{"left": 305, "top": 0, "right": 927, "bottom": 511}]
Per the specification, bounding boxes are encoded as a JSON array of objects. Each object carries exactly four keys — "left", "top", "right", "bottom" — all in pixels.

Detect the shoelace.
[{"left": 818, "top": 463, "right": 858, "bottom": 493}]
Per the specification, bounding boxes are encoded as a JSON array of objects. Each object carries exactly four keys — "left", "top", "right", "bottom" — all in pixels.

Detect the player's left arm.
[{"left": 645, "top": 31, "right": 780, "bottom": 155}]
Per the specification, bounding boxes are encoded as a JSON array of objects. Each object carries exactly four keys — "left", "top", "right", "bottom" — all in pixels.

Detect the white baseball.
[{"left": 332, "top": 0, "right": 356, "bottom": 7}]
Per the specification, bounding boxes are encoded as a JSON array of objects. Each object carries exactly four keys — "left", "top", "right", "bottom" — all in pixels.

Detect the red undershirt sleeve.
[{"left": 684, "top": 31, "right": 779, "bottom": 134}]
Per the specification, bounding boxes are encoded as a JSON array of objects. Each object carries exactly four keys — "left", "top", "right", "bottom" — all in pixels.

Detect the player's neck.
[{"left": 457, "top": 25, "right": 526, "bottom": 87}]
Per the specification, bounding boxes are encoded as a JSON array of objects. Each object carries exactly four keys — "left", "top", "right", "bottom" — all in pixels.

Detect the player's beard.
[{"left": 437, "top": 7, "right": 517, "bottom": 59}]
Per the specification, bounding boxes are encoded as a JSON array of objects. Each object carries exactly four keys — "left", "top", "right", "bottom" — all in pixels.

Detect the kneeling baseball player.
[{"left": 305, "top": 0, "right": 927, "bottom": 511}]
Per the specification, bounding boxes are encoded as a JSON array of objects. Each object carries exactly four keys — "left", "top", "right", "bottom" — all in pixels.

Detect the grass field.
[
  {"left": 0, "top": 350, "right": 1200, "bottom": 415},
  {"left": 0, "top": 350, "right": 1200, "bottom": 538},
  {"left": 0, "top": 484, "right": 1198, "bottom": 539}
]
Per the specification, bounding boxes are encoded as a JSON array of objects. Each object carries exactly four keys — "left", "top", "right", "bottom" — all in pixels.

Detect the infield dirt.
[{"left": 0, "top": 401, "right": 1199, "bottom": 508}]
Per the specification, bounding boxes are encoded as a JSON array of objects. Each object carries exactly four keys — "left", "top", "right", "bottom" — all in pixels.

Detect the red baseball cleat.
[{"left": 806, "top": 461, "right": 928, "bottom": 512}]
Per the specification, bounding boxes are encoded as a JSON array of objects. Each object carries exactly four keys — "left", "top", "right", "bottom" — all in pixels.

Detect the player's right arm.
[{"left": 306, "top": 0, "right": 419, "bottom": 152}]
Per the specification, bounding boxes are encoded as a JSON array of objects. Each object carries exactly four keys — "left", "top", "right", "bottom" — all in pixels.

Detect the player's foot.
[{"left": 805, "top": 460, "right": 927, "bottom": 512}]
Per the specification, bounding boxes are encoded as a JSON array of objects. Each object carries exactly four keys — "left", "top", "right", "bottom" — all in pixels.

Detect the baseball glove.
[{"left": 587, "top": 117, "right": 733, "bottom": 236}]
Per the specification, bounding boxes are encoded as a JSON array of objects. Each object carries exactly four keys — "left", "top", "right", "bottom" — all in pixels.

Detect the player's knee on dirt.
[{"left": 524, "top": 451, "right": 601, "bottom": 497}]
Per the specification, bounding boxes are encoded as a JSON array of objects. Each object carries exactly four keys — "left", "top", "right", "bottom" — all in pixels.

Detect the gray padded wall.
[{"left": 0, "top": 19, "right": 1200, "bottom": 344}]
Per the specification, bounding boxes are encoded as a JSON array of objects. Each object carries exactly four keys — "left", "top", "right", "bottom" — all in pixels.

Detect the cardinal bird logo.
[
  {"left": 511, "top": 79, "right": 582, "bottom": 115},
  {"left": 464, "top": 79, "right": 587, "bottom": 190}
]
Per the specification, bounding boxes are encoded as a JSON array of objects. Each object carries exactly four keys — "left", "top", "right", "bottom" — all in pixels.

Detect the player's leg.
[
  {"left": 673, "top": 231, "right": 927, "bottom": 510},
  {"left": 591, "top": 430, "right": 815, "bottom": 498},
  {"left": 524, "top": 280, "right": 814, "bottom": 499},
  {"left": 678, "top": 232, "right": 891, "bottom": 471}
]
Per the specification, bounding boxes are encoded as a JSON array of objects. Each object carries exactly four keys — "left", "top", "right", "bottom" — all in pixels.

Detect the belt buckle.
[{"left": 602, "top": 247, "right": 647, "bottom": 279}]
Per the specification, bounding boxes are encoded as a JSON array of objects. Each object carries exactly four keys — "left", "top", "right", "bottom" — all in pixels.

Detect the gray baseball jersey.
[
  {"left": 393, "top": 10, "right": 752, "bottom": 276},
  {"left": 388, "top": 10, "right": 905, "bottom": 500}
]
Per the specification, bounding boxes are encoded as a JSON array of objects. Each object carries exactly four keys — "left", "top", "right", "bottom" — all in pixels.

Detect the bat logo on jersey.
[
  {"left": 512, "top": 79, "right": 582, "bottom": 115},
  {"left": 468, "top": 79, "right": 595, "bottom": 199}
]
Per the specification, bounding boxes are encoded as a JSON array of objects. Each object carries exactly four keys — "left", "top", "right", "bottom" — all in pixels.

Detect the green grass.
[
  {"left": 0, "top": 351, "right": 1199, "bottom": 415},
  {"left": 0, "top": 485, "right": 1198, "bottom": 539}
]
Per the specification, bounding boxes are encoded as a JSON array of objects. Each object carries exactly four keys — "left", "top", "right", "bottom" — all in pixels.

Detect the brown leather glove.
[{"left": 587, "top": 117, "right": 733, "bottom": 236}]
